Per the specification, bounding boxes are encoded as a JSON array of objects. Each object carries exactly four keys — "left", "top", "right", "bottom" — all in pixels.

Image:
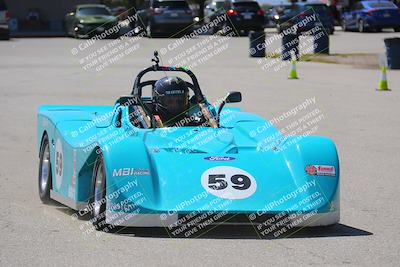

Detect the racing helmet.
[{"left": 153, "top": 76, "right": 189, "bottom": 119}]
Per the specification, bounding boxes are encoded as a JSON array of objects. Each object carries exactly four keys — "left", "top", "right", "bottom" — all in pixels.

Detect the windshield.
[
  {"left": 154, "top": 1, "right": 189, "bottom": 9},
  {"left": 215, "top": 1, "right": 231, "bottom": 10},
  {"left": 366, "top": 1, "right": 397, "bottom": 8},
  {"left": 233, "top": 2, "right": 261, "bottom": 9},
  {"left": 77, "top": 7, "right": 111, "bottom": 16}
]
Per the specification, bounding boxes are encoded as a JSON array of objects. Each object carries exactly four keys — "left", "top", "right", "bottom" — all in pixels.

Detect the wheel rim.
[
  {"left": 147, "top": 24, "right": 151, "bottom": 37},
  {"left": 40, "top": 143, "right": 50, "bottom": 192},
  {"left": 93, "top": 162, "right": 105, "bottom": 217}
]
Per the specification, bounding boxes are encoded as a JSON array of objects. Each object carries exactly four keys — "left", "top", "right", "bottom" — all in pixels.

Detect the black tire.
[
  {"left": 375, "top": 27, "right": 382, "bottom": 32},
  {"left": 329, "top": 27, "right": 334, "bottom": 35},
  {"left": 90, "top": 153, "right": 108, "bottom": 231},
  {"left": 0, "top": 31, "right": 10, "bottom": 40},
  {"left": 394, "top": 27, "right": 400, "bottom": 32},
  {"left": 38, "top": 134, "right": 52, "bottom": 203}
]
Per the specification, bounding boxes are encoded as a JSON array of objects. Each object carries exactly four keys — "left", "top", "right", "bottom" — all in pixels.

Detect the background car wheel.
[
  {"left": 375, "top": 27, "right": 382, "bottom": 32},
  {"left": 358, "top": 20, "right": 365, "bottom": 33},
  {"left": 329, "top": 27, "right": 334, "bottom": 35},
  {"left": 38, "top": 134, "right": 52, "bottom": 203},
  {"left": 341, "top": 21, "right": 347, "bottom": 31},
  {"left": 146, "top": 23, "right": 153, "bottom": 38},
  {"left": 90, "top": 153, "right": 108, "bottom": 231},
  {"left": 394, "top": 27, "right": 400, "bottom": 32}
]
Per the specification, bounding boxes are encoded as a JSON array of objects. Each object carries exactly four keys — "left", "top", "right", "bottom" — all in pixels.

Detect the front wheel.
[
  {"left": 90, "top": 153, "right": 108, "bottom": 231},
  {"left": 38, "top": 134, "right": 52, "bottom": 203}
]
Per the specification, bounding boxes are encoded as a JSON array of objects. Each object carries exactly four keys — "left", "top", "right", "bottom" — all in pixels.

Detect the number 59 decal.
[{"left": 201, "top": 166, "right": 257, "bottom": 200}]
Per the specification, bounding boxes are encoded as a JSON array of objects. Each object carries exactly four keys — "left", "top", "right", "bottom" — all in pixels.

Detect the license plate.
[
  {"left": 171, "top": 12, "right": 178, "bottom": 17},
  {"left": 243, "top": 13, "right": 253, "bottom": 19},
  {"left": 97, "top": 27, "right": 105, "bottom": 32},
  {"left": 383, "top": 13, "right": 390, "bottom": 17}
]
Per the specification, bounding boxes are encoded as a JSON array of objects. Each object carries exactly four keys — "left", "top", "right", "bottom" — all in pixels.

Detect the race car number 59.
[{"left": 201, "top": 166, "right": 257, "bottom": 199}]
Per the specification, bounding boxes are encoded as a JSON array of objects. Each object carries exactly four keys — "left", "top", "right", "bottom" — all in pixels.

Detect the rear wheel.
[
  {"left": 90, "top": 153, "right": 108, "bottom": 231},
  {"left": 38, "top": 134, "right": 52, "bottom": 203},
  {"left": 394, "top": 27, "right": 400, "bottom": 32}
]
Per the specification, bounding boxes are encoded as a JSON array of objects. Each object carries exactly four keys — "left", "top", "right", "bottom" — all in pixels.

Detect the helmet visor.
[{"left": 160, "top": 94, "right": 188, "bottom": 115}]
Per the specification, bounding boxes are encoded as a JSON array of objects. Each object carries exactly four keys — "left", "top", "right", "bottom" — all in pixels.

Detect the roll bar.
[{"left": 131, "top": 51, "right": 205, "bottom": 103}]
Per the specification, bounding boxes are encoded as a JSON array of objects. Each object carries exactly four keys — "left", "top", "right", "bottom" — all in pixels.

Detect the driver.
[{"left": 152, "top": 76, "right": 191, "bottom": 127}]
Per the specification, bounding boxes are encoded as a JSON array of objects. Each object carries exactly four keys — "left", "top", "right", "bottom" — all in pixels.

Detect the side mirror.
[
  {"left": 225, "top": 91, "right": 242, "bottom": 103},
  {"left": 217, "top": 91, "right": 242, "bottom": 127}
]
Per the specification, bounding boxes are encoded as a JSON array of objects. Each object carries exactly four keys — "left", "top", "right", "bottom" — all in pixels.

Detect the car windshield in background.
[
  {"left": 233, "top": 2, "right": 260, "bottom": 9},
  {"left": 215, "top": 2, "right": 231, "bottom": 10},
  {"left": 77, "top": 7, "right": 111, "bottom": 16},
  {"left": 154, "top": 1, "right": 189, "bottom": 9},
  {"left": 366, "top": 2, "right": 397, "bottom": 8},
  {"left": 304, "top": 5, "right": 329, "bottom": 14}
]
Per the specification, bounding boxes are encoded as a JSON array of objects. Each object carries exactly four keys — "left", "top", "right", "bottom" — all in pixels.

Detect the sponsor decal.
[
  {"left": 112, "top": 168, "right": 150, "bottom": 177},
  {"left": 305, "top": 165, "right": 335, "bottom": 176},
  {"left": 55, "top": 139, "right": 63, "bottom": 190},
  {"left": 204, "top": 156, "right": 236, "bottom": 161},
  {"left": 201, "top": 166, "right": 257, "bottom": 200}
]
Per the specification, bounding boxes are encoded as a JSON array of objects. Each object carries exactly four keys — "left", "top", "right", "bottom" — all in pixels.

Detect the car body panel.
[{"left": 37, "top": 100, "right": 340, "bottom": 227}]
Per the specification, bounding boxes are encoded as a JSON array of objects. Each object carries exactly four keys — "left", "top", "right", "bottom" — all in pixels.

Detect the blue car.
[
  {"left": 341, "top": 0, "right": 400, "bottom": 32},
  {"left": 37, "top": 52, "right": 340, "bottom": 232}
]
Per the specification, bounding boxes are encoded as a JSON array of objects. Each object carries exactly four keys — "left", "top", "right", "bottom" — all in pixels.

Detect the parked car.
[
  {"left": 65, "top": 4, "right": 119, "bottom": 38},
  {"left": 341, "top": 0, "right": 400, "bottom": 32},
  {"left": 112, "top": 6, "right": 129, "bottom": 21},
  {"left": 224, "top": 0, "right": 265, "bottom": 35},
  {"left": 0, "top": 0, "right": 10, "bottom": 40},
  {"left": 275, "top": 2, "right": 334, "bottom": 35},
  {"left": 204, "top": 0, "right": 231, "bottom": 33},
  {"left": 136, "top": 0, "right": 194, "bottom": 37}
]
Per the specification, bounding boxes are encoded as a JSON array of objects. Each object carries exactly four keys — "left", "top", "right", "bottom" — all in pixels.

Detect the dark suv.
[
  {"left": 275, "top": 2, "right": 334, "bottom": 34},
  {"left": 0, "top": 0, "right": 10, "bottom": 40},
  {"left": 220, "top": 0, "right": 265, "bottom": 35},
  {"left": 136, "top": 0, "right": 194, "bottom": 37}
]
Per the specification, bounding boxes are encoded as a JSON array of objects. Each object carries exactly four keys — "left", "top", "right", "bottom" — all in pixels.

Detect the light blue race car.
[{"left": 37, "top": 52, "right": 340, "bottom": 232}]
